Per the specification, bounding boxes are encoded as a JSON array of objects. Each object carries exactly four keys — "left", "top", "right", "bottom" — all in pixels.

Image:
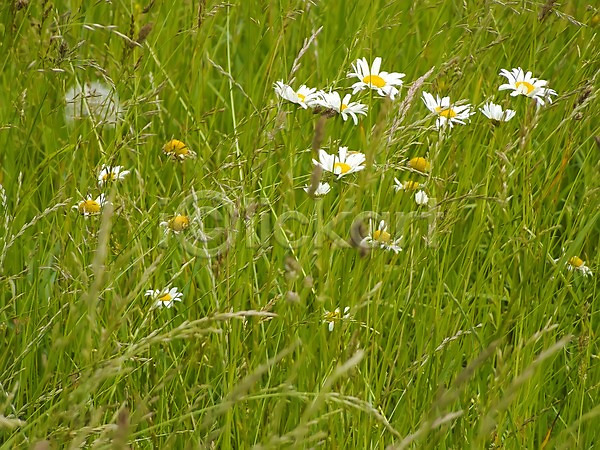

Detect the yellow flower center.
[
  {"left": 373, "top": 229, "right": 391, "bottom": 243},
  {"left": 169, "top": 215, "right": 190, "bottom": 232},
  {"left": 163, "top": 139, "right": 189, "bottom": 156},
  {"left": 403, "top": 180, "right": 420, "bottom": 191},
  {"left": 363, "top": 74, "right": 386, "bottom": 88},
  {"left": 158, "top": 293, "right": 172, "bottom": 302},
  {"left": 102, "top": 172, "right": 115, "bottom": 182},
  {"left": 568, "top": 256, "right": 584, "bottom": 268},
  {"left": 78, "top": 200, "right": 101, "bottom": 214},
  {"left": 333, "top": 162, "right": 352, "bottom": 174},
  {"left": 297, "top": 93, "right": 306, "bottom": 102},
  {"left": 515, "top": 81, "right": 535, "bottom": 94},
  {"left": 340, "top": 104, "right": 348, "bottom": 111},
  {"left": 435, "top": 106, "right": 457, "bottom": 118},
  {"left": 408, "top": 157, "right": 430, "bottom": 172}
]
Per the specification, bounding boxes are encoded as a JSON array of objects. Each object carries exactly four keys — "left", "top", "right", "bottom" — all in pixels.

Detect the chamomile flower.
[
  {"left": 422, "top": 92, "right": 474, "bottom": 129},
  {"left": 97, "top": 165, "right": 130, "bottom": 186},
  {"left": 312, "top": 147, "right": 366, "bottom": 178},
  {"left": 362, "top": 220, "right": 403, "bottom": 254},
  {"left": 145, "top": 286, "right": 184, "bottom": 309},
  {"left": 163, "top": 139, "right": 196, "bottom": 161},
  {"left": 303, "top": 182, "right": 331, "bottom": 196},
  {"left": 73, "top": 194, "right": 107, "bottom": 216},
  {"left": 65, "top": 81, "right": 122, "bottom": 125},
  {"left": 323, "top": 307, "right": 350, "bottom": 332},
  {"left": 393, "top": 178, "right": 422, "bottom": 192},
  {"left": 348, "top": 57, "right": 405, "bottom": 100},
  {"left": 479, "top": 101, "right": 516, "bottom": 123},
  {"left": 567, "top": 256, "right": 593, "bottom": 277},
  {"left": 315, "top": 91, "right": 368, "bottom": 125},
  {"left": 160, "top": 213, "right": 191, "bottom": 234},
  {"left": 408, "top": 156, "right": 431, "bottom": 173},
  {"left": 414, "top": 190, "right": 429, "bottom": 206},
  {"left": 498, "top": 68, "right": 557, "bottom": 106},
  {"left": 274, "top": 81, "right": 320, "bottom": 108},
  {"left": 394, "top": 179, "right": 429, "bottom": 205}
]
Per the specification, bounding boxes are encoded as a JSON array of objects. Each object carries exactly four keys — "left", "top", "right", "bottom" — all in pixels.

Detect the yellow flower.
[
  {"left": 163, "top": 139, "right": 196, "bottom": 161},
  {"left": 408, "top": 157, "right": 430, "bottom": 173},
  {"left": 73, "top": 194, "right": 107, "bottom": 216},
  {"left": 160, "top": 213, "right": 191, "bottom": 234},
  {"left": 567, "top": 256, "right": 592, "bottom": 277},
  {"left": 394, "top": 178, "right": 423, "bottom": 192},
  {"left": 362, "top": 220, "right": 402, "bottom": 254}
]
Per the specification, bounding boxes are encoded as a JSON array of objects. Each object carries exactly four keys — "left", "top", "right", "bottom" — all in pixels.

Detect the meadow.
[{"left": 1, "top": 0, "right": 599, "bottom": 448}]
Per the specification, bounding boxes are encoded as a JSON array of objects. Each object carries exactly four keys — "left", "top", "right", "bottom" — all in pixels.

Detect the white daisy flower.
[
  {"left": 315, "top": 91, "right": 368, "bottom": 125},
  {"left": 73, "top": 194, "right": 107, "bottom": 216},
  {"left": 323, "top": 307, "right": 350, "bottom": 332},
  {"left": 145, "top": 286, "right": 184, "bottom": 309},
  {"left": 566, "top": 256, "right": 592, "bottom": 277},
  {"left": 312, "top": 147, "right": 366, "bottom": 178},
  {"left": 479, "top": 101, "right": 516, "bottom": 123},
  {"left": 422, "top": 92, "right": 474, "bottom": 129},
  {"left": 303, "top": 182, "right": 331, "bottom": 196},
  {"left": 160, "top": 213, "right": 191, "bottom": 234},
  {"left": 414, "top": 190, "right": 429, "bottom": 206},
  {"left": 348, "top": 57, "right": 405, "bottom": 100},
  {"left": 393, "top": 178, "right": 422, "bottom": 192},
  {"left": 65, "top": 81, "right": 122, "bottom": 125},
  {"left": 274, "top": 81, "right": 320, "bottom": 109},
  {"left": 394, "top": 179, "right": 429, "bottom": 205},
  {"left": 498, "top": 68, "right": 557, "bottom": 106},
  {"left": 362, "top": 219, "right": 403, "bottom": 254},
  {"left": 97, "top": 165, "right": 130, "bottom": 186}
]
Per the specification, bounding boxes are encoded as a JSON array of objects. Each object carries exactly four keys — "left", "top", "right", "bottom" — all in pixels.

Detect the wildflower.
[
  {"left": 145, "top": 286, "right": 184, "bottom": 309},
  {"left": 567, "top": 256, "right": 592, "bottom": 277},
  {"left": 65, "top": 81, "right": 122, "bottom": 125},
  {"left": 422, "top": 92, "right": 474, "bottom": 129},
  {"left": 408, "top": 156, "right": 431, "bottom": 173},
  {"left": 163, "top": 139, "right": 196, "bottom": 161},
  {"left": 73, "top": 194, "right": 107, "bottom": 216},
  {"left": 97, "top": 165, "right": 130, "bottom": 186},
  {"left": 394, "top": 179, "right": 429, "bottom": 205},
  {"left": 160, "top": 213, "right": 191, "bottom": 234},
  {"left": 274, "top": 81, "right": 320, "bottom": 108},
  {"left": 498, "top": 68, "right": 557, "bottom": 106},
  {"left": 394, "top": 178, "right": 421, "bottom": 192},
  {"left": 323, "top": 307, "right": 350, "bottom": 331},
  {"left": 479, "top": 101, "right": 516, "bottom": 123},
  {"left": 348, "top": 57, "right": 405, "bottom": 100},
  {"left": 415, "top": 190, "right": 429, "bottom": 206},
  {"left": 313, "top": 147, "right": 366, "bottom": 178},
  {"left": 303, "top": 182, "right": 331, "bottom": 196},
  {"left": 362, "top": 219, "right": 402, "bottom": 254},
  {"left": 315, "top": 91, "right": 368, "bottom": 125}
]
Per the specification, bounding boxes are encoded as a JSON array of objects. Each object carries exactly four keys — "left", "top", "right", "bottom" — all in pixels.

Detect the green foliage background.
[{"left": 0, "top": 0, "right": 599, "bottom": 447}]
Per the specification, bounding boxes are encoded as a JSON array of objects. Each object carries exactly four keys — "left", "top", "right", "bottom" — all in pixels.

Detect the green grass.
[{"left": 1, "top": 0, "right": 599, "bottom": 447}]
